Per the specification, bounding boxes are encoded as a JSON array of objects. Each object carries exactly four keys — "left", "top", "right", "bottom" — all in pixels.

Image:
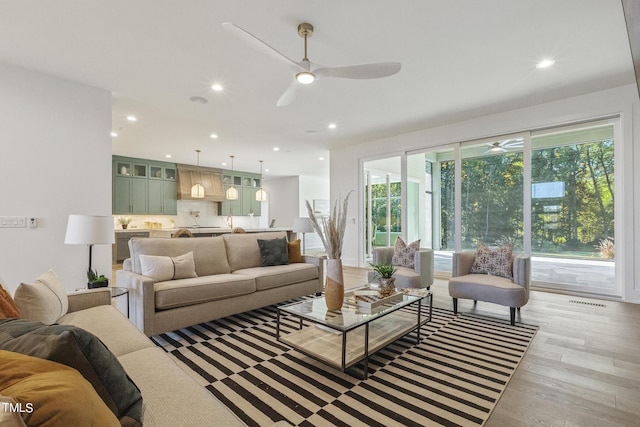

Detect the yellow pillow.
[
  {"left": 0, "top": 283, "right": 21, "bottom": 319},
  {"left": 288, "top": 239, "right": 302, "bottom": 263},
  {"left": 0, "top": 350, "right": 120, "bottom": 427}
]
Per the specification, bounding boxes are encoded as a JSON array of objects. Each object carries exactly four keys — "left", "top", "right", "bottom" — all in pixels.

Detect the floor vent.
[{"left": 568, "top": 300, "right": 606, "bottom": 307}]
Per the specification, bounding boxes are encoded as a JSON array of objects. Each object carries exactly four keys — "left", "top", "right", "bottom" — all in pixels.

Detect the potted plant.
[
  {"left": 370, "top": 262, "right": 397, "bottom": 297},
  {"left": 118, "top": 217, "right": 132, "bottom": 230},
  {"left": 87, "top": 268, "right": 109, "bottom": 289}
]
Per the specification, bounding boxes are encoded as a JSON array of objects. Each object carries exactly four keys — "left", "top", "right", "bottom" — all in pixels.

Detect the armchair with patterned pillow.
[
  {"left": 448, "top": 242, "right": 531, "bottom": 325},
  {"left": 367, "top": 237, "right": 434, "bottom": 289}
]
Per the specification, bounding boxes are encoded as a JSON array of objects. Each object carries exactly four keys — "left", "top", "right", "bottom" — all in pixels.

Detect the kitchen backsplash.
[{"left": 113, "top": 200, "right": 267, "bottom": 230}]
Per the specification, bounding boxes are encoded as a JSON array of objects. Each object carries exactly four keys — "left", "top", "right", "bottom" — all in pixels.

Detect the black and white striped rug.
[{"left": 152, "top": 302, "right": 537, "bottom": 427}]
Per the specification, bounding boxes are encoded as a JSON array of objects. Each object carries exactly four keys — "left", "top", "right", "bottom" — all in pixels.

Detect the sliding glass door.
[{"left": 530, "top": 121, "right": 616, "bottom": 295}]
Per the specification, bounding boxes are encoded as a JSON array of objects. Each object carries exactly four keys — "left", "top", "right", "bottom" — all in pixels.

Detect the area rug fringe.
[{"left": 153, "top": 303, "right": 537, "bottom": 427}]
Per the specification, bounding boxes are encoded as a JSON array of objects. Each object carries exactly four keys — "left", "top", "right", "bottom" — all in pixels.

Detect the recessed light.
[
  {"left": 319, "top": 157, "right": 325, "bottom": 161},
  {"left": 190, "top": 96, "right": 208, "bottom": 104},
  {"left": 126, "top": 115, "right": 137, "bottom": 122},
  {"left": 273, "top": 147, "right": 279, "bottom": 151},
  {"left": 165, "top": 154, "right": 172, "bottom": 158},
  {"left": 222, "top": 162, "right": 227, "bottom": 166},
  {"left": 265, "top": 169, "right": 270, "bottom": 172},
  {"left": 536, "top": 59, "right": 555, "bottom": 69},
  {"left": 210, "top": 133, "right": 218, "bottom": 139},
  {"left": 328, "top": 123, "right": 337, "bottom": 129},
  {"left": 211, "top": 83, "right": 223, "bottom": 92},
  {"left": 110, "top": 132, "right": 118, "bottom": 137}
]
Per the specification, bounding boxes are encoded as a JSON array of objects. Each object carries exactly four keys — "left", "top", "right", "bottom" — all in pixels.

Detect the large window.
[{"left": 361, "top": 119, "right": 618, "bottom": 296}]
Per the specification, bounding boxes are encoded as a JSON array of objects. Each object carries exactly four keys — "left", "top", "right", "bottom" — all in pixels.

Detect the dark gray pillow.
[
  {"left": 0, "top": 318, "right": 143, "bottom": 427},
  {"left": 257, "top": 237, "right": 289, "bottom": 266}
]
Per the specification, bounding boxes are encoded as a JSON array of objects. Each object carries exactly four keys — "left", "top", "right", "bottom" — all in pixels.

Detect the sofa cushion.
[
  {"left": 13, "top": 270, "right": 68, "bottom": 325},
  {"left": 470, "top": 242, "right": 514, "bottom": 278},
  {"left": 118, "top": 347, "right": 245, "bottom": 426},
  {"left": 449, "top": 273, "right": 527, "bottom": 307},
  {"left": 0, "top": 319, "right": 143, "bottom": 426},
  {"left": 154, "top": 274, "right": 256, "bottom": 310},
  {"left": 288, "top": 239, "right": 302, "bottom": 263},
  {"left": 257, "top": 237, "right": 289, "bottom": 266},
  {"left": 0, "top": 350, "right": 120, "bottom": 427},
  {"left": 392, "top": 237, "right": 420, "bottom": 269},
  {"left": 223, "top": 231, "right": 287, "bottom": 271},
  {"left": 129, "top": 236, "right": 230, "bottom": 277},
  {"left": 58, "top": 305, "right": 154, "bottom": 357},
  {"left": 139, "top": 252, "right": 198, "bottom": 282},
  {"left": 233, "top": 263, "right": 318, "bottom": 291},
  {"left": 0, "top": 283, "right": 20, "bottom": 319}
]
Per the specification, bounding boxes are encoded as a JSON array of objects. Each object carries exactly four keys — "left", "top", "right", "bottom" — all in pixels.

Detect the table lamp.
[
  {"left": 64, "top": 214, "right": 115, "bottom": 274},
  {"left": 292, "top": 217, "right": 314, "bottom": 254}
]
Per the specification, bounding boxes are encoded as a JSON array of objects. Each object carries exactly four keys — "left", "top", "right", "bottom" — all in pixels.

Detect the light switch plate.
[{"left": 0, "top": 216, "right": 27, "bottom": 228}]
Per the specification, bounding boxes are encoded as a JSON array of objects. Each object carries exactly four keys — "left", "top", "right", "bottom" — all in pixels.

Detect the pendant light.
[
  {"left": 191, "top": 150, "right": 205, "bottom": 198},
  {"left": 256, "top": 160, "right": 267, "bottom": 202},
  {"left": 226, "top": 155, "right": 238, "bottom": 200}
]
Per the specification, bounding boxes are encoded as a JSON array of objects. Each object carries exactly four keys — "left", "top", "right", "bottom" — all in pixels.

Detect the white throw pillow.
[
  {"left": 470, "top": 242, "right": 514, "bottom": 278},
  {"left": 13, "top": 270, "right": 69, "bottom": 325},
  {"left": 139, "top": 252, "right": 198, "bottom": 282}
]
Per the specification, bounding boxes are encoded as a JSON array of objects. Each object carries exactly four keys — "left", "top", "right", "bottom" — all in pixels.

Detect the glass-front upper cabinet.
[{"left": 116, "top": 161, "right": 147, "bottom": 178}]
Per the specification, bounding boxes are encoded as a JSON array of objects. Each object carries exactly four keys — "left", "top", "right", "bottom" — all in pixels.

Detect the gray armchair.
[
  {"left": 367, "top": 247, "right": 434, "bottom": 289},
  {"left": 448, "top": 251, "right": 530, "bottom": 325}
]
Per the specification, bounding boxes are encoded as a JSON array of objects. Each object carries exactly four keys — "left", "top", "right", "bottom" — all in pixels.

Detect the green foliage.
[
  {"left": 369, "top": 263, "right": 396, "bottom": 279},
  {"left": 440, "top": 137, "right": 614, "bottom": 257},
  {"left": 87, "top": 268, "right": 108, "bottom": 284}
]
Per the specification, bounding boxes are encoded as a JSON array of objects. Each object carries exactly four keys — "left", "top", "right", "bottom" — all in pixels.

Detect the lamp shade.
[
  {"left": 226, "top": 186, "right": 238, "bottom": 200},
  {"left": 64, "top": 215, "right": 115, "bottom": 245},
  {"left": 255, "top": 188, "right": 267, "bottom": 202},
  {"left": 292, "top": 217, "right": 314, "bottom": 233},
  {"left": 191, "top": 183, "right": 205, "bottom": 198}
]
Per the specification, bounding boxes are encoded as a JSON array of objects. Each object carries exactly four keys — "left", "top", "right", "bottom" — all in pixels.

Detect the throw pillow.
[
  {"left": 0, "top": 318, "right": 143, "bottom": 427},
  {"left": 0, "top": 283, "right": 20, "bottom": 319},
  {"left": 391, "top": 237, "right": 421, "bottom": 269},
  {"left": 288, "top": 239, "right": 303, "bottom": 263},
  {"left": 0, "top": 350, "right": 120, "bottom": 427},
  {"left": 139, "top": 251, "right": 198, "bottom": 282},
  {"left": 257, "top": 237, "right": 289, "bottom": 266},
  {"left": 0, "top": 394, "right": 26, "bottom": 427},
  {"left": 13, "top": 270, "right": 68, "bottom": 325},
  {"left": 470, "top": 242, "right": 514, "bottom": 278}
]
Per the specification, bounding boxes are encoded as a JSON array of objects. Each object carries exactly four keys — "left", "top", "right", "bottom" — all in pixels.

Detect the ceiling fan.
[
  {"left": 483, "top": 138, "right": 524, "bottom": 154},
  {"left": 222, "top": 22, "right": 401, "bottom": 106}
]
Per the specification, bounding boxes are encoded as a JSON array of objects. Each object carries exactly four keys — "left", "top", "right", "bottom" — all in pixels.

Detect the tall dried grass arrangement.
[{"left": 305, "top": 191, "right": 352, "bottom": 259}]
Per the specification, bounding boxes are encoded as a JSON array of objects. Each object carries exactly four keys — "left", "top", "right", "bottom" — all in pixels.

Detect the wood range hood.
[{"left": 176, "top": 164, "right": 225, "bottom": 202}]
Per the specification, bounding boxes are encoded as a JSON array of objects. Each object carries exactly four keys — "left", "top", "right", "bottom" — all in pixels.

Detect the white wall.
[
  {"left": 267, "top": 176, "right": 300, "bottom": 230},
  {"left": 0, "top": 63, "right": 112, "bottom": 294},
  {"left": 331, "top": 84, "right": 640, "bottom": 303}
]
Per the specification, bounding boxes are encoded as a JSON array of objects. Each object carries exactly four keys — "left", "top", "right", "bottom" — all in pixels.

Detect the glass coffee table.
[{"left": 277, "top": 287, "right": 432, "bottom": 379}]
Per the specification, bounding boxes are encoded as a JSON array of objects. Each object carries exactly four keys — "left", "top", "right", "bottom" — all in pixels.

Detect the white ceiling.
[{"left": 0, "top": 0, "right": 634, "bottom": 178}]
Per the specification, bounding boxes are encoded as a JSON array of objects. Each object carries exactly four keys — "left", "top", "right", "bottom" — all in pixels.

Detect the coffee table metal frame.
[{"left": 276, "top": 289, "right": 432, "bottom": 379}]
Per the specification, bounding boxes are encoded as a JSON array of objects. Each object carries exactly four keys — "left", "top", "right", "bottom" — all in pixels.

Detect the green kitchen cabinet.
[
  {"left": 220, "top": 171, "right": 262, "bottom": 216},
  {"left": 113, "top": 156, "right": 177, "bottom": 215}
]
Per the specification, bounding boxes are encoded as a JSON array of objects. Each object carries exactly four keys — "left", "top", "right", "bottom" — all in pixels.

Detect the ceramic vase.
[{"left": 325, "top": 258, "right": 345, "bottom": 311}]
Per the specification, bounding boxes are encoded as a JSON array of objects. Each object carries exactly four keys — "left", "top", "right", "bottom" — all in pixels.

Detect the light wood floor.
[{"left": 343, "top": 266, "right": 640, "bottom": 426}]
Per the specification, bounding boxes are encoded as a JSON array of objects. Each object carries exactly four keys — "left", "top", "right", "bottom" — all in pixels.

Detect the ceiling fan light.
[
  {"left": 191, "top": 183, "right": 205, "bottom": 198},
  {"left": 296, "top": 71, "right": 315, "bottom": 84}
]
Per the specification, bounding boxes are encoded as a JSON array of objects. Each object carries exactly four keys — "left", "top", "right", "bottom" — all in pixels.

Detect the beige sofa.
[
  {"left": 58, "top": 289, "right": 245, "bottom": 426},
  {"left": 117, "top": 232, "right": 324, "bottom": 336}
]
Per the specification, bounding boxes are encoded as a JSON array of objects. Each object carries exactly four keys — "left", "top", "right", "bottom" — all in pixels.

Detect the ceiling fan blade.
[
  {"left": 276, "top": 80, "right": 300, "bottom": 107},
  {"left": 222, "top": 22, "right": 303, "bottom": 72},
  {"left": 314, "top": 62, "right": 401, "bottom": 79}
]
